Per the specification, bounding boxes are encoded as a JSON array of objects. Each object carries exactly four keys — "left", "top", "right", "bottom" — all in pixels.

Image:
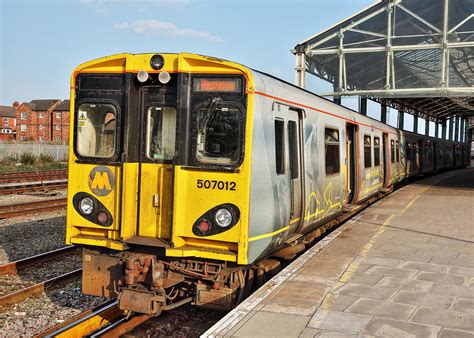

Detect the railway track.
[
  {"left": 0, "top": 169, "right": 68, "bottom": 184},
  {"left": 0, "top": 197, "right": 67, "bottom": 219},
  {"left": 0, "top": 246, "right": 80, "bottom": 309},
  {"left": 37, "top": 300, "right": 151, "bottom": 338},
  {"left": 0, "top": 169, "right": 68, "bottom": 195}
]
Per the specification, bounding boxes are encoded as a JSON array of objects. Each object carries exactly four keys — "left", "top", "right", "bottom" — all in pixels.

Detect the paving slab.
[{"left": 203, "top": 169, "right": 474, "bottom": 337}]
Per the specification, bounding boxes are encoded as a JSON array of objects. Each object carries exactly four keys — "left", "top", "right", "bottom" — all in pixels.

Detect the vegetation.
[{"left": 0, "top": 152, "right": 67, "bottom": 173}]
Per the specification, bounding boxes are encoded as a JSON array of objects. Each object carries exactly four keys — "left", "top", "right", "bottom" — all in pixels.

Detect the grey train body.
[{"left": 246, "top": 70, "right": 469, "bottom": 263}]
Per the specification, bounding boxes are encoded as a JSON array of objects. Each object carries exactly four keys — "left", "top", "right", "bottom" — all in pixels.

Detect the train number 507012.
[{"left": 196, "top": 179, "right": 236, "bottom": 191}]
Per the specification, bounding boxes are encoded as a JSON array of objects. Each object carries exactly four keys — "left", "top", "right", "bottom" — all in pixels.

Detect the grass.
[{"left": 0, "top": 153, "right": 67, "bottom": 173}]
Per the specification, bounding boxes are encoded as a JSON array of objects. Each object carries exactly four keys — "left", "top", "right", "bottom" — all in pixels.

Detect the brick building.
[
  {"left": 14, "top": 99, "right": 70, "bottom": 143},
  {"left": 52, "top": 100, "right": 70, "bottom": 143},
  {"left": 0, "top": 105, "right": 16, "bottom": 141}
]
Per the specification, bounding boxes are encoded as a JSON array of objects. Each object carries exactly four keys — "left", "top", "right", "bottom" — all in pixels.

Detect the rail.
[
  {"left": 0, "top": 198, "right": 67, "bottom": 218},
  {"left": 0, "top": 246, "right": 80, "bottom": 308}
]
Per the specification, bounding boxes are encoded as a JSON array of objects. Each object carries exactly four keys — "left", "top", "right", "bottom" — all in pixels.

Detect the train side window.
[
  {"left": 275, "top": 119, "right": 285, "bottom": 175},
  {"left": 374, "top": 137, "right": 380, "bottom": 166},
  {"left": 288, "top": 121, "right": 299, "bottom": 179},
  {"left": 406, "top": 144, "right": 412, "bottom": 161},
  {"left": 364, "top": 135, "right": 372, "bottom": 168},
  {"left": 325, "top": 128, "right": 340, "bottom": 175},
  {"left": 391, "top": 140, "right": 395, "bottom": 163},
  {"left": 396, "top": 141, "right": 400, "bottom": 162}
]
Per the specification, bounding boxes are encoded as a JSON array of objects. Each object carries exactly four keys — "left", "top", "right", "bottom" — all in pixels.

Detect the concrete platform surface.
[{"left": 203, "top": 168, "right": 474, "bottom": 337}]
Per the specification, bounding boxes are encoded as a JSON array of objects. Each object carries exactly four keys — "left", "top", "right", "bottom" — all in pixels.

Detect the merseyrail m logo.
[{"left": 88, "top": 166, "right": 115, "bottom": 196}]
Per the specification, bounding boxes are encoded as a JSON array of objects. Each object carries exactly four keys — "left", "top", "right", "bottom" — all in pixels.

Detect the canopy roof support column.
[{"left": 295, "top": 52, "right": 306, "bottom": 88}]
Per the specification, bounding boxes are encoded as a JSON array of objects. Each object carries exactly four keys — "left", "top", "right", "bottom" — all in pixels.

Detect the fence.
[{"left": 0, "top": 142, "right": 69, "bottom": 161}]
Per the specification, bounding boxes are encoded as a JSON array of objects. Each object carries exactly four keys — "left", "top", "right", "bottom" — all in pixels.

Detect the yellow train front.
[{"left": 66, "top": 53, "right": 253, "bottom": 314}]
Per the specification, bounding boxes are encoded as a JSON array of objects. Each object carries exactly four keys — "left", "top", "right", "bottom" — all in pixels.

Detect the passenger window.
[
  {"left": 288, "top": 121, "right": 299, "bottom": 179},
  {"left": 391, "top": 140, "right": 395, "bottom": 163},
  {"left": 76, "top": 103, "right": 117, "bottom": 158},
  {"left": 275, "top": 119, "right": 285, "bottom": 175},
  {"left": 146, "top": 106, "right": 177, "bottom": 161},
  {"left": 364, "top": 135, "right": 372, "bottom": 168},
  {"left": 396, "top": 141, "right": 400, "bottom": 162},
  {"left": 325, "top": 128, "right": 340, "bottom": 175},
  {"left": 374, "top": 137, "right": 380, "bottom": 167},
  {"left": 406, "top": 144, "right": 412, "bottom": 161}
]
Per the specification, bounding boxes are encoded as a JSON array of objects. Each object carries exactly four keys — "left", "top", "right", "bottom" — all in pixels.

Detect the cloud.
[{"left": 114, "top": 20, "right": 223, "bottom": 42}]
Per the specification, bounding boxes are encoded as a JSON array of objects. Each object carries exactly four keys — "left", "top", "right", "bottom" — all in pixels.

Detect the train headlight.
[
  {"left": 150, "top": 54, "right": 164, "bottom": 70},
  {"left": 79, "top": 197, "right": 94, "bottom": 215},
  {"left": 215, "top": 208, "right": 232, "bottom": 228}
]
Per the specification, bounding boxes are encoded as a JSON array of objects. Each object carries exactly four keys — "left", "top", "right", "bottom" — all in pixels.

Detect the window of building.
[
  {"left": 3, "top": 118, "right": 8, "bottom": 126},
  {"left": 391, "top": 140, "right": 395, "bottom": 163},
  {"left": 39, "top": 113, "right": 45, "bottom": 118},
  {"left": 56, "top": 136, "right": 61, "bottom": 141},
  {"left": 325, "top": 128, "right": 340, "bottom": 175},
  {"left": 396, "top": 141, "right": 400, "bottom": 162},
  {"left": 56, "top": 113, "right": 61, "bottom": 119},
  {"left": 39, "top": 136, "right": 44, "bottom": 141},
  {"left": 374, "top": 137, "right": 380, "bottom": 166},
  {"left": 20, "top": 136, "right": 27, "bottom": 141},
  {"left": 364, "top": 135, "right": 372, "bottom": 168},
  {"left": 288, "top": 120, "right": 299, "bottom": 179},
  {"left": 20, "top": 112, "right": 28, "bottom": 120},
  {"left": 56, "top": 124, "right": 61, "bottom": 131},
  {"left": 20, "top": 124, "right": 27, "bottom": 132},
  {"left": 274, "top": 119, "right": 285, "bottom": 175},
  {"left": 39, "top": 124, "right": 45, "bottom": 130}
]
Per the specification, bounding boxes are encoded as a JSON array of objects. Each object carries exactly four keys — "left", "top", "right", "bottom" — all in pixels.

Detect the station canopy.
[{"left": 293, "top": 0, "right": 474, "bottom": 122}]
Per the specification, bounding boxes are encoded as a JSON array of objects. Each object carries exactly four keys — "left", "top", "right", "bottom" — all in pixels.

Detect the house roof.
[
  {"left": 28, "top": 99, "right": 60, "bottom": 111},
  {"left": 53, "top": 100, "right": 70, "bottom": 111},
  {"left": 0, "top": 105, "right": 16, "bottom": 118}
]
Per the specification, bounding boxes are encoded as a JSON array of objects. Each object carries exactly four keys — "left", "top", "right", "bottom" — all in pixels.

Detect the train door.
[
  {"left": 346, "top": 124, "right": 357, "bottom": 203},
  {"left": 287, "top": 108, "right": 303, "bottom": 230},
  {"left": 134, "top": 86, "right": 176, "bottom": 243},
  {"left": 382, "top": 133, "right": 389, "bottom": 186},
  {"left": 273, "top": 104, "right": 303, "bottom": 233}
]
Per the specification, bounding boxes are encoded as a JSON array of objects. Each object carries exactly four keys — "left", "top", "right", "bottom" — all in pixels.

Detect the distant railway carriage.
[{"left": 66, "top": 53, "right": 468, "bottom": 315}]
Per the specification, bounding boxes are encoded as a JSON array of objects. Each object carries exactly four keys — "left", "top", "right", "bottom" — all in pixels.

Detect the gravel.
[
  {"left": 0, "top": 252, "right": 81, "bottom": 295},
  {"left": 0, "top": 279, "right": 105, "bottom": 337},
  {"left": 126, "top": 304, "right": 227, "bottom": 337},
  {"left": 0, "top": 208, "right": 67, "bottom": 265}
]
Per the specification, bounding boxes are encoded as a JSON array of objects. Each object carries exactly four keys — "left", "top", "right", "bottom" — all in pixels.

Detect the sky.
[{"left": 0, "top": 0, "right": 377, "bottom": 106}]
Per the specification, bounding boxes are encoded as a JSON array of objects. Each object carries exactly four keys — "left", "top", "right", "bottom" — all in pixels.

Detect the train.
[{"left": 66, "top": 52, "right": 469, "bottom": 315}]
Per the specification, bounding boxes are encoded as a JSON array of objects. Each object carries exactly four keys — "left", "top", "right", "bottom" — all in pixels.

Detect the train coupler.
[{"left": 118, "top": 288, "right": 165, "bottom": 315}]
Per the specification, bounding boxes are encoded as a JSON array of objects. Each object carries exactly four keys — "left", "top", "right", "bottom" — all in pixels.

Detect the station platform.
[{"left": 204, "top": 168, "right": 474, "bottom": 337}]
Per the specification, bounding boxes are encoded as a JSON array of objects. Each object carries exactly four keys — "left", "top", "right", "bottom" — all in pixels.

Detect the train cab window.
[
  {"left": 396, "top": 141, "right": 400, "bottom": 162},
  {"left": 275, "top": 119, "right": 285, "bottom": 175},
  {"left": 195, "top": 100, "right": 243, "bottom": 166},
  {"left": 364, "top": 135, "right": 372, "bottom": 168},
  {"left": 146, "top": 106, "right": 177, "bottom": 161},
  {"left": 288, "top": 121, "right": 299, "bottom": 179},
  {"left": 374, "top": 137, "right": 380, "bottom": 166},
  {"left": 76, "top": 103, "right": 117, "bottom": 158},
  {"left": 325, "top": 128, "right": 340, "bottom": 175},
  {"left": 391, "top": 140, "right": 395, "bottom": 163}
]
